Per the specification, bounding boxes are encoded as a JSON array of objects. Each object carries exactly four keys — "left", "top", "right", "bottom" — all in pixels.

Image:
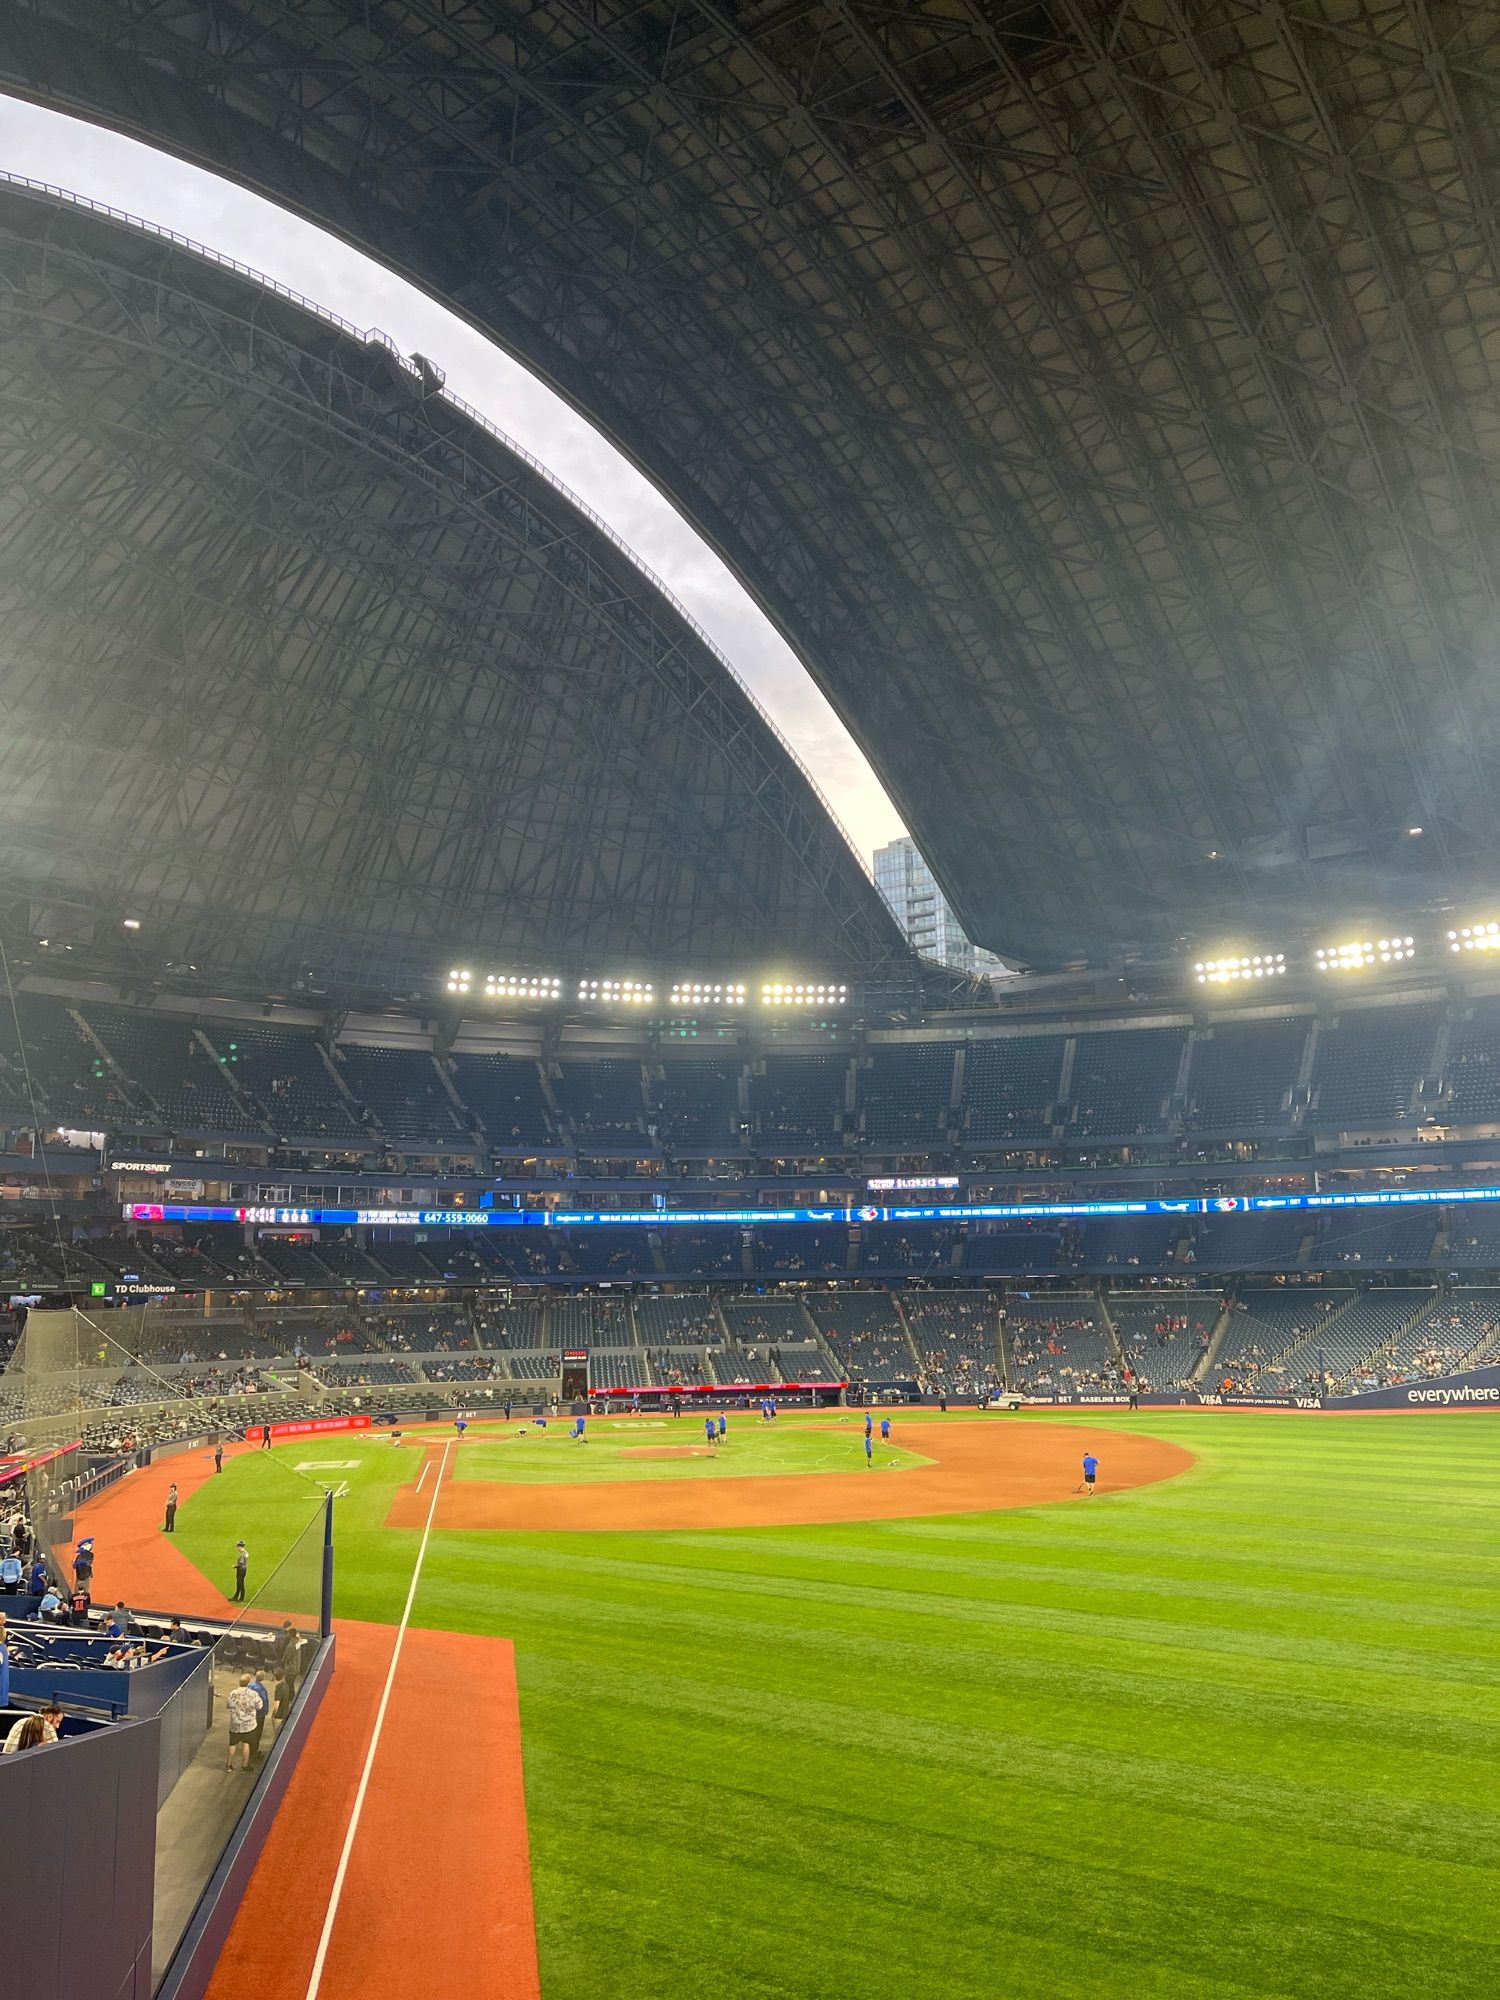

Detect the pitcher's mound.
[{"left": 621, "top": 1445, "right": 716, "bottom": 1460}]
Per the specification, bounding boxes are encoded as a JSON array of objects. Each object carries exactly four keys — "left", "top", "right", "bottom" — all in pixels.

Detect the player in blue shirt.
[
  {"left": 1081, "top": 1451, "right": 1099, "bottom": 1495},
  {"left": 880, "top": 1416, "right": 891, "bottom": 1443},
  {"left": 864, "top": 1411, "right": 873, "bottom": 1439},
  {"left": 717, "top": 1414, "right": 727, "bottom": 1440},
  {"left": 705, "top": 1415, "right": 718, "bottom": 1448},
  {"left": 572, "top": 1415, "right": 587, "bottom": 1442},
  {"left": 454, "top": 1416, "right": 468, "bottom": 1439},
  {"left": 863, "top": 1431, "right": 873, "bottom": 1468}
]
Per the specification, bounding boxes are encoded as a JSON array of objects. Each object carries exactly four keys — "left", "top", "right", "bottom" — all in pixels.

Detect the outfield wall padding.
[
  {"left": 1023, "top": 1367, "right": 1500, "bottom": 1411},
  {"left": 1323, "top": 1364, "right": 1500, "bottom": 1410}
]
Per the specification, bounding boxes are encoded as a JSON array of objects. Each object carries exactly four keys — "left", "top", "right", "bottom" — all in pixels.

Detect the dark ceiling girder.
[
  {"left": 5, "top": 3, "right": 1500, "bottom": 957},
  {"left": 0, "top": 181, "right": 906, "bottom": 990}
]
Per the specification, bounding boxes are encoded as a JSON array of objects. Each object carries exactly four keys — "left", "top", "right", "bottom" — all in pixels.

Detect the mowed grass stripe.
[
  {"left": 176, "top": 1412, "right": 1499, "bottom": 1997},
  {"left": 455, "top": 1576, "right": 1500, "bottom": 1753}
]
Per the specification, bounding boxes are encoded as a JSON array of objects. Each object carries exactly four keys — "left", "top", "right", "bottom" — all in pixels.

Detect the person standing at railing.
[{"left": 225, "top": 1675, "right": 262, "bottom": 1772}]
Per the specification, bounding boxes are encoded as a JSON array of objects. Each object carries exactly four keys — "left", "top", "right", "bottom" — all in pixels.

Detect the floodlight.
[
  {"left": 759, "top": 978, "right": 849, "bottom": 1008},
  {"left": 1448, "top": 922, "right": 1500, "bottom": 954},
  {"left": 1314, "top": 936, "right": 1415, "bottom": 972},
  {"left": 669, "top": 980, "right": 747, "bottom": 1006},
  {"left": 578, "top": 976, "right": 654, "bottom": 1004},
  {"left": 1192, "top": 952, "right": 1287, "bottom": 987},
  {"left": 479, "top": 971, "right": 561, "bottom": 999}
]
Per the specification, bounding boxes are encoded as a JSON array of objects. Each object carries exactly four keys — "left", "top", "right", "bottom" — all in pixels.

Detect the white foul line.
[
  {"left": 414, "top": 1455, "right": 432, "bottom": 1496},
  {"left": 303, "top": 1439, "right": 451, "bottom": 2000}
]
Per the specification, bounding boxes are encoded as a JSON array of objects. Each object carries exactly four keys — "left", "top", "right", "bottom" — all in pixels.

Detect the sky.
[{"left": 0, "top": 96, "right": 909, "bottom": 869}]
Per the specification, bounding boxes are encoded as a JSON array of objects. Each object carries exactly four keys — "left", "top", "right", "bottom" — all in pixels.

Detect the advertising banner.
[
  {"left": 1185, "top": 1390, "right": 1322, "bottom": 1409},
  {"left": 1325, "top": 1365, "right": 1500, "bottom": 1411},
  {"left": 122, "top": 1174, "right": 1500, "bottom": 1231},
  {"left": 249, "top": 1414, "right": 374, "bottom": 1442}
]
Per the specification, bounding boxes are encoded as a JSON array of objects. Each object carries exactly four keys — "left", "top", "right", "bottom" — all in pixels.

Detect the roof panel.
[
  {"left": 6, "top": 2, "right": 1500, "bottom": 958},
  {"left": 0, "top": 181, "right": 903, "bottom": 989}
]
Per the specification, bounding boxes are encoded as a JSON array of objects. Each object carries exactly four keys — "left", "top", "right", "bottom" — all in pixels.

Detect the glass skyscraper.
[{"left": 873, "top": 837, "right": 1004, "bottom": 976}]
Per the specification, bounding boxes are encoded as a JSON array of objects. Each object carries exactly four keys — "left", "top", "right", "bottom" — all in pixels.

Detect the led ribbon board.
[{"left": 124, "top": 1183, "right": 1500, "bottom": 1228}]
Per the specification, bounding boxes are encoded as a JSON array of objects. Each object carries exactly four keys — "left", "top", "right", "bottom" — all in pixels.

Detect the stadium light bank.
[{"left": 444, "top": 967, "right": 848, "bottom": 1011}]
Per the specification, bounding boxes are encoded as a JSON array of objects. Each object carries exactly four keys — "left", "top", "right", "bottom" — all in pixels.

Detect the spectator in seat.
[{"left": 3, "top": 1702, "right": 63, "bottom": 1754}]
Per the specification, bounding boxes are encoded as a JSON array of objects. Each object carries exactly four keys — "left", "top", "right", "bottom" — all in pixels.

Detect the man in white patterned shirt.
[{"left": 225, "top": 1674, "right": 263, "bottom": 1771}]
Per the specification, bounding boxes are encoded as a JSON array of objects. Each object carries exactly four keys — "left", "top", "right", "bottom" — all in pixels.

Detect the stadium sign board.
[
  {"left": 1324, "top": 1365, "right": 1500, "bottom": 1411},
  {"left": 124, "top": 1176, "right": 1500, "bottom": 1231}
]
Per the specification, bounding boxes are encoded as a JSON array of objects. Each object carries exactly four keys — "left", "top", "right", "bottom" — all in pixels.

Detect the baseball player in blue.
[
  {"left": 454, "top": 1416, "right": 468, "bottom": 1439},
  {"left": 717, "top": 1413, "right": 727, "bottom": 1440},
  {"left": 864, "top": 1410, "right": 873, "bottom": 1439},
  {"left": 572, "top": 1415, "right": 587, "bottom": 1442},
  {"left": 880, "top": 1416, "right": 891, "bottom": 1443},
  {"left": 1080, "top": 1451, "right": 1099, "bottom": 1495},
  {"left": 863, "top": 1431, "right": 873, "bottom": 1468},
  {"left": 705, "top": 1415, "right": 718, "bottom": 1448}
]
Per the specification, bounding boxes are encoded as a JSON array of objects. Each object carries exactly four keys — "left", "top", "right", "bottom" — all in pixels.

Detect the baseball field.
[{"left": 164, "top": 1408, "right": 1497, "bottom": 1999}]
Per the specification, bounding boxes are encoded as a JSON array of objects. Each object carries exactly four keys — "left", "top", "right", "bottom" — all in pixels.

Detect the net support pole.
[{"left": 320, "top": 1487, "right": 335, "bottom": 1638}]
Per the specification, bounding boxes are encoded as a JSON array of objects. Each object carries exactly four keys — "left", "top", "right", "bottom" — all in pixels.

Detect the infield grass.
[{"left": 176, "top": 1410, "right": 1500, "bottom": 2000}]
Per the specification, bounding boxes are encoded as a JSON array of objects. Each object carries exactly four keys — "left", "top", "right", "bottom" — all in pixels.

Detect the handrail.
[{"left": 0, "top": 171, "right": 876, "bottom": 880}]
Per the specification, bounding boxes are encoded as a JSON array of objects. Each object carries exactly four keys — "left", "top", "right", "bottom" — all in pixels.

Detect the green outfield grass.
[
  {"left": 452, "top": 1416, "right": 931, "bottom": 1483},
  {"left": 175, "top": 1410, "right": 1500, "bottom": 1999}
]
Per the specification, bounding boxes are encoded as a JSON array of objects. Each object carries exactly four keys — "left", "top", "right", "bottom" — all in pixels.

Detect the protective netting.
[{"left": 0, "top": 1306, "right": 224, "bottom": 1590}]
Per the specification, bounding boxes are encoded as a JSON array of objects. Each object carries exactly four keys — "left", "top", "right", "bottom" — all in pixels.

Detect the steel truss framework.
[
  {"left": 0, "top": 183, "right": 906, "bottom": 991},
  {"left": 6, "top": 2, "right": 1500, "bottom": 963}
]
